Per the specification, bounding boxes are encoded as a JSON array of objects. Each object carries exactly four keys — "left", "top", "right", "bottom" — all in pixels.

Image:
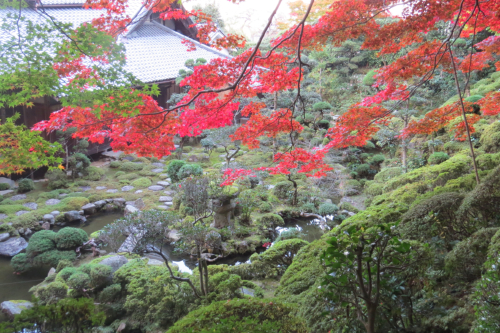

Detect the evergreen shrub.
[
  {"left": 55, "top": 227, "right": 88, "bottom": 249},
  {"left": 318, "top": 203, "right": 338, "bottom": 216},
  {"left": 83, "top": 166, "right": 105, "bottom": 181},
  {"left": 46, "top": 169, "right": 69, "bottom": 189},
  {"left": 273, "top": 181, "right": 294, "bottom": 199},
  {"left": 480, "top": 122, "right": 500, "bottom": 152},
  {"left": 109, "top": 161, "right": 121, "bottom": 168},
  {"left": 167, "top": 159, "right": 187, "bottom": 182},
  {"left": 177, "top": 163, "right": 202, "bottom": 180},
  {"left": 18, "top": 178, "right": 35, "bottom": 193},
  {"left": 130, "top": 177, "right": 152, "bottom": 188},
  {"left": 119, "top": 162, "right": 144, "bottom": 172},
  {"left": 428, "top": 152, "right": 450, "bottom": 165},
  {"left": 0, "top": 183, "right": 9, "bottom": 190}
]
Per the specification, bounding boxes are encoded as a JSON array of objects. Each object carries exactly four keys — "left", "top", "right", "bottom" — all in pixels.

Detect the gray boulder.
[
  {"left": 81, "top": 203, "right": 97, "bottom": 215},
  {"left": 23, "top": 202, "right": 37, "bottom": 210},
  {"left": 42, "top": 222, "right": 51, "bottom": 230},
  {"left": 100, "top": 255, "right": 128, "bottom": 275},
  {"left": 113, "top": 198, "right": 126, "bottom": 207},
  {"left": 124, "top": 205, "right": 139, "bottom": 216},
  {"left": 45, "top": 199, "right": 61, "bottom": 206},
  {"left": 121, "top": 186, "right": 134, "bottom": 192},
  {"left": 157, "top": 181, "right": 170, "bottom": 187},
  {"left": 134, "top": 198, "right": 145, "bottom": 209},
  {"left": 0, "top": 233, "right": 9, "bottom": 242},
  {"left": 50, "top": 211, "right": 60, "bottom": 217},
  {"left": 43, "top": 214, "right": 55, "bottom": 224},
  {"left": 10, "top": 194, "right": 27, "bottom": 201},
  {"left": 148, "top": 185, "right": 164, "bottom": 191},
  {"left": 1, "top": 301, "right": 33, "bottom": 319},
  {"left": 93, "top": 200, "right": 106, "bottom": 209},
  {"left": 64, "top": 211, "right": 86, "bottom": 223},
  {"left": 0, "top": 237, "right": 28, "bottom": 257}
]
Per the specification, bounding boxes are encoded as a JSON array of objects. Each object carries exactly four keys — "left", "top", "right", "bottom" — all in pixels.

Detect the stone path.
[
  {"left": 151, "top": 168, "right": 164, "bottom": 173},
  {"left": 148, "top": 185, "right": 164, "bottom": 191},
  {"left": 159, "top": 196, "right": 172, "bottom": 202},
  {"left": 80, "top": 186, "right": 92, "bottom": 191},
  {"left": 157, "top": 181, "right": 170, "bottom": 187},
  {"left": 121, "top": 186, "right": 134, "bottom": 192},
  {"left": 151, "top": 163, "right": 164, "bottom": 167},
  {"left": 135, "top": 190, "right": 143, "bottom": 194},
  {"left": 96, "top": 186, "right": 107, "bottom": 190},
  {"left": 106, "top": 189, "right": 118, "bottom": 193},
  {"left": 15, "top": 211, "right": 29, "bottom": 216},
  {"left": 10, "top": 194, "right": 26, "bottom": 201},
  {"left": 23, "top": 202, "right": 37, "bottom": 210},
  {"left": 45, "top": 199, "right": 61, "bottom": 206}
]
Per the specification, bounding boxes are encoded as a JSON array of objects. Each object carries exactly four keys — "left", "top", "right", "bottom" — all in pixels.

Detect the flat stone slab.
[
  {"left": 135, "top": 190, "right": 143, "bottom": 194},
  {"left": 159, "top": 196, "right": 173, "bottom": 202},
  {"left": 151, "top": 168, "right": 164, "bottom": 173},
  {"left": 148, "top": 185, "right": 164, "bottom": 191},
  {"left": 45, "top": 199, "right": 61, "bottom": 206},
  {"left": 157, "top": 181, "right": 170, "bottom": 187},
  {"left": 121, "top": 186, "right": 134, "bottom": 192},
  {"left": 151, "top": 163, "right": 164, "bottom": 167},
  {"left": 15, "top": 211, "right": 29, "bottom": 216},
  {"left": 50, "top": 211, "right": 60, "bottom": 216},
  {"left": 0, "top": 233, "right": 9, "bottom": 242},
  {"left": 0, "top": 237, "right": 28, "bottom": 257},
  {"left": 102, "top": 150, "right": 123, "bottom": 159},
  {"left": 106, "top": 189, "right": 118, "bottom": 193},
  {"left": 0, "top": 214, "right": 8, "bottom": 220},
  {"left": 95, "top": 186, "right": 107, "bottom": 190},
  {"left": 159, "top": 174, "right": 169, "bottom": 178},
  {"left": 1, "top": 300, "right": 33, "bottom": 318},
  {"left": 10, "top": 194, "right": 26, "bottom": 201},
  {"left": 80, "top": 186, "right": 92, "bottom": 191},
  {"left": 0, "top": 190, "right": 14, "bottom": 196},
  {"left": 23, "top": 202, "right": 37, "bottom": 210},
  {"left": 164, "top": 191, "right": 173, "bottom": 195}
]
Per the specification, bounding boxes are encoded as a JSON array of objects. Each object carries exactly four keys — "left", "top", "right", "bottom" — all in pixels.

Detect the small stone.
[
  {"left": 159, "top": 196, "right": 173, "bottom": 202},
  {"left": 159, "top": 174, "right": 169, "bottom": 178},
  {"left": 151, "top": 168, "right": 164, "bottom": 173},
  {"left": 47, "top": 267, "right": 56, "bottom": 277},
  {"left": 163, "top": 191, "right": 173, "bottom": 195},
  {"left": 0, "top": 214, "right": 7, "bottom": 220},
  {"left": 93, "top": 201, "right": 106, "bottom": 209},
  {"left": 43, "top": 214, "right": 55, "bottom": 224},
  {"left": 15, "top": 211, "right": 29, "bottom": 216},
  {"left": 113, "top": 198, "right": 126, "bottom": 206},
  {"left": 157, "top": 181, "right": 170, "bottom": 187},
  {"left": 0, "top": 237, "right": 28, "bottom": 257},
  {"left": 121, "top": 185, "right": 134, "bottom": 192},
  {"left": 124, "top": 205, "right": 139, "bottom": 216},
  {"left": 95, "top": 186, "right": 107, "bottom": 190},
  {"left": 148, "top": 185, "right": 164, "bottom": 191},
  {"left": 80, "top": 186, "right": 91, "bottom": 191},
  {"left": 1, "top": 301, "right": 33, "bottom": 319},
  {"left": 24, "top": 228, "right": 32, "bottom": 236},
  {"left": 42, "top": 222, "right": 51, "bottom": 230},
  {"left": 23, "top": 202, "right": 37, "bottom": 210},
  {"left": 81, "top": 203, "right": 97, "bottom": 215},
  {"left": 134, "top": 198, "right": 145, "bottom": 209},
  {"left": 164, "top": 202, "right": 173, "bottom": 206},
  {"left": 100, "top": 255, "right": 128, "bottom": 275},
  {"left": 151, "top": 162, "right": 164, "bottom": 167},
  {"left": 0, "top": 233, "right": 9, "bottom": 242},
  {"left": 45, "top": 199, "right": 61, "bottom": 206},
  {"left": 50, "top": 211, "right": 60, "bottom": 217},
  {"left": 10, "top": 194, "right": 27, "bottom": 201},
  {"left": 168, "top": 229, "right": 180, "bottom": 241},
  {"left": 64, "top": 211, "right": 86, "bottom": 223},
  {"left": 106, "top": 189, "right": 118, "bottom": 193}
]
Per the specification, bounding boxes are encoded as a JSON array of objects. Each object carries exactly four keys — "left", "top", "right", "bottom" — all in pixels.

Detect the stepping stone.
[
  {"left": 106, "top": 189, "right": 118, "bottom": 193},
  {"left": 151, "top": 163, "right": 164, "bottom": 167},
  {"left": 50, "top": 211, "right": 60, "bottom": 217},
  {"left": 157, "top": 205, "right": 169, "bottom": 209},
  {"left": 121, "top": 186, "right": 134, "bottom": 192},
  {"left": 159, "top": 196, "right": 173, "bottom": 202},
  {"left": 45, "top": 199, "right": 61, "bottom": 206},
  {"left": 96, "top": 186, "right": 107, "bottom": 190},
  {"left": 164, "top": 191, "right": 173, "bottom": 195},
  {"left": 23, "top": 202, "right": 37, "bottom": 210},
  {"left": 157, "top": 181, "right": 170, "bottom": 187},
  {"left": 151, "top": 168, "right": 164, "bottom": 173},
  {"left": 135, "top": 190, "right": 143, "bottom": 194},
  {"left": 10, "top": 194, "right": 26, "bottom": 201},
  {"left": 159, "top": 174, "right": 169, "bottom": 178},
  {"left": 163, "top": 202, "right": 173, "bottom": 206},
  {"left": 0, "top": 214, "right": 7, "bottom": 220},
  {"left": 16, "top": 211, "right": 29, "bottom": 216},
  {"left": 80, "top": 186, "right": 91, "bottom": 191},
  {"left": 148, "top": 185, "right": 164, "bottom": 191},
  {"left": 0, "top": 190, "right": 14, "bottom": 196}
]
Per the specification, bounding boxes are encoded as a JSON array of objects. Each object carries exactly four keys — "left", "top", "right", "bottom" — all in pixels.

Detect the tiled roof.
[{"left": 124, "top": 22, "right": 229, "bottom": 82}]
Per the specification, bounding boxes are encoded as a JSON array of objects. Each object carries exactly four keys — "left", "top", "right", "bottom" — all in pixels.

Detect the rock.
[
  {"left": 148, "top": 185, "right": 164, "bottom": 191},
  {"left": 168, "top": 229, "right": 180, "bottom": 242},
  {"left": 42, "top": 222, "right": 51, "bottom": 230},
  {"left": 81, "top": 203, "right": 97, "bottom": 215},
  {"left": 0, "top": 233, "right": 9, "bottom": 242},
  {"left": 121, "top": 185, "right": 134, "bottom": 192},
  {"left": 103, "top": 204, "right": 117, "bottom": 212},
  {"left": 47, "top": 267, "right": 56, "bottom": 277},
  {"left": 0, "top": 214, "right": 7, "bottom": 220},
  {"left": 151, "top": 163, "right": 164, "bottom": 167},
  {"left": 50, "top": 211, "right": 60, "bottom": 217},
  {"left": 134, "top": 198, "right": 145, "bottom": 209},
  {"left": 102, "top": 150, "right": 123, "bottom": 159},
  {"left": 45, "top": 199, "right": 61, "bottom": 206},
  {"left": 159, "top": 174, "right": 169, "bottom": 178},
  {"left": 163, "top": 191, "right": 173, "bottom": 195},
  {"left": 80, "top": 186, "right": 91, "bottom": 192},
  {"left": 43, "top": 214, "right": 55, "bottom": 224},
  {"left": 10, "top": 194, "right": 27, "bottom": 201},
  {"left": 100, "top": 255, "right": 128, "bottom": 276},
  {"left": 113, "top": 198, "right": 126, "bottom": 206},
  {"left": 0, "top": 190, "right": 14, "bottom": 196},
  {"left": 164, "top": 202, "right": 173, "bottom": 206},
  {"left": 1, "top": 301, "right": 33, "bottom": 319},
  {"left": 106, "top": 189, "right": 118, "bottom": 193},
  {"left": 23, "top": 202, "right": 37, "bottom": 210},
  {"left": 0, "top": 237, "right": 28, "bottom": 257},
  {"left": 122, "top": 155, "right": 134, "bottom": 161},
  {"left": 135, "top": 190, "right": 143, "bottom": 194},
  {"left": 157, "top": 181, "right": 170, "bottom": 187},
  {"left": 267, "top": 185, "right": 275, "bottom": 190},
  {"left": 95, "top": 186, "right": 107, "bottom": 190},
  {"left": 151, "top": 168, "right": 164, "bottom": 173},
  {"left": 0, "top": 177, "right": 16, "bottom": 189},
  {"left": 147, "top": 259, "right": 164, "bottom": 266},
  {"left": 159, "top": 196, "right": 173, "bottom": 202},
  {"left": 124, "top": 205, "right": 139, "bottom": 216},
  {"left": 15, "top": 211, "right": 29, "bottom": 216},
  {"left": 64, "top": 211, "right": 86, "bottom": 223},
  {"left": 157, "top": 205, "right": 169, "bottom": 209},
  {"left": 24, "top": 229, "right": 32, "bottom": 236},
  {"left": 93, "top": 200, "right": 106, "bottom": 209}
]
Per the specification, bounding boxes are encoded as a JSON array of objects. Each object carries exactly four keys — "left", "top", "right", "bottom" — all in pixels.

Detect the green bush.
[
  {"left": 109, "top": 160, "right": 121, "bottom": 168},
  {"left": 259, "top": 201, "right": 272, "bottom": 213},
  {"left": 60, "top": 196, "right": 89, "bottom": 211},
  {"left": 99, "top": 283, "right": 121, "bottom": 303},
  {"left": 35, "top": 281, "right": 68, "bottom": 305},
  {"left": 56, "top": 259, "right": 73, "bottom": 272},
  {"left": 300, "top": 202, "right": 317, "bottom": 214},
  {"left": 256, "top": 213, "right": 284, "bottom": 229},
  {"left": 46, "top": 169, "right": 69, "bottom": 190},
  {"left": 55, "top": 227, "right": 88, "bottom": 250},
  {"left": 464, "top": 95, "right": 484, "bottom": 103},
  {"left": 11, "top": 253, "right": 33, "bottom": 273},
  {"left": 133, "top": 157, "right": 151, "bottom": 164},
  {"left": 322, "top": 137, "right": 330, "bottom": 145},
  {"left": 365, "top": 182, "right": 384, "bottom": 196},
  {"left": 167, "top": 159, "right": 187, "bottom": 182},
  {"left": 57, "top": 267, "right": 78, "bottom": 281},
  {"left": 177, "top": 163, "right": 203, "bottom": 180},
  {"left": 117, "top": 172, "right": 138, "bottom": 181},
  {"left": 476, "top": 152, "right": 500, "bottom": 171},
  {"left": 166, "top": 298, "right": 307, "bottom": 333},
  {"left": 275, "top": 228, "right": 304, "bottom": 242},
  {"left": 0, "top": 183, "right": 9, "bottom": 190},
  {"left": 119, "top": 162, "right": 144, "bottom": 172},
  {"left": 83, "top": 166, "right": 105, "bottom": 181},
  {"left": 428, "top": 152, "right": 450, "bottom": 165},
  {"left": 310, "top": 137, "right": 322, "bottom": 147},
  {"left": 368, "top": 154, "right": 385, "bottom": 165},
  {"left": 318, "top": 203, "right": 338, "bottom": 216},
  {"left": 250, "top": 239, "right": 309, "bottom": 277},
  {"left": 130, "top": 177, "right": 152, "bottom": 188},
  {"left": 26, "top": 230, "right": 57, "bottom": 257},
  {"left": 273, "top": 181, "right": 294, "bottom": 199},
  {"left": 363, "top": 69, "right": 377, "bottom": 86},
  {"left": 33, "top": 250, "right": 77, "bottom": 267},
  {"left": 480, "top": 122, "right": 500, "bottom": 152},
  {"left": 354, "top": 163, "right": 371, "bottom": 177},
  {"left": 67, "top": 272, "right": 90, "bottom": 290},
  {"left": 90, "top": 264, "right": 112, "bottom": 288},
  {"left": 338, "top": 201, "right": 360, "bottom": 213},
  {"left": 18, "top": 178, "right": 35, "bottom": 193}
]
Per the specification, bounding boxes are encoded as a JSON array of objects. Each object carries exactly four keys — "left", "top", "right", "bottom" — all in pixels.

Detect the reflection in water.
[{"left": 276, "top": 217, "right": 327, "bottom": 243}]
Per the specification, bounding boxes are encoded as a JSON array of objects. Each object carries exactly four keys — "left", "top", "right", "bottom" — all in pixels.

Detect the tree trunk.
[
  {"left": 365, "top": 303, "right": 377, "bottom": 333},
  {"left": 203, "top": 259, "right": 209, "bottom": 294},
  {"left": 197, "top": 248, "right": 206, "bottom": 296},
  {"left": 288, "top": 175, "right": 298, "bottom": 206}
]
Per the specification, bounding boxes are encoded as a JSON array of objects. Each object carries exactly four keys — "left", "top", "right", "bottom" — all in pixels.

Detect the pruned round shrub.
[
  {"left": 300, "top": 202, "right": 317, "bottom": 214},
  {"left": 259, "top": 201, "right": 272, "bottom": 213},
  {"left": 480, "top": 122, "right": 500, "bottom": 153},
  {"left": 67, "top": 272, "right": 90, "bottom": 290},
  {"left": 46, "top": 169, "right": 69, "bottom": 190},
  {"left": 130, "top": 177, "right": 152, "bottom": 188},
  {"left": 464, "top": 95, "right": 484, "bottom": 103},
  {"left": 373, "top": 167, "right": 403, "bottom": 182},
  {"left": 167, "top": 159, "right": 187, "bottom": 182},
  {"left": 273, "top": 181, "right": 294, "bottom": 199},
  {"left": 0, "top": 183, "right": 9, "bottom": 190},
  {"left": 99, "top": 283, "right": 121, "bottom": 303},
  {"left": 257, "top": 213, "right": 284, "bottom": 229},
  {"left": 33, "top": 250, "right": 77, "bottom": 267},
  {"left": 428, "top": 152, "right": 450, "bottom": 165},
  {"left": 177, "top": 163, "right": 202, "bottom": 180},
  {"left": 56, "top": 259, "right": 73, "bottom": 272},
  {"left": 60, "top": 197, "right": 89, "bottom": 211},
  {"left": 318, "top": 203, "right": 338, "bottom": 216},
  {"left": 55, "top": 227, "right": 88, "bottom": 250},
  {"left": 11, "top": 253, "right": 33, "bottom": 273},
  {"left": 368, "top": 154, "right": 385, "bottom": 165},
  {"left": 109, "top": 160, "right": 121, "bottom": 168},
  {"left": 90, "top": 264, "right": 112, "bottom": 288},
  {"left": 275, "top": 228, "right": 304, "bottom": 242},
  {"left": 119, "top": 162, "right": 144, "bottom": 172},
  {"left": 83, "top": 166, "right": 105, "bottom": 181},
  {"left": 18, "top": 178, "right": 35, "bottom": 193},
  {"left": 36, "top": 281, "right": 68, "bottom": 305},
  {"left": 26, "top": 230, "right": 57, "bottom": 257},
  {"left": 365, "top": 182, "right": 384, "bottom": 196},
  {"left": 57, "top": 267, "right": 77, "bottom": 281}
]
